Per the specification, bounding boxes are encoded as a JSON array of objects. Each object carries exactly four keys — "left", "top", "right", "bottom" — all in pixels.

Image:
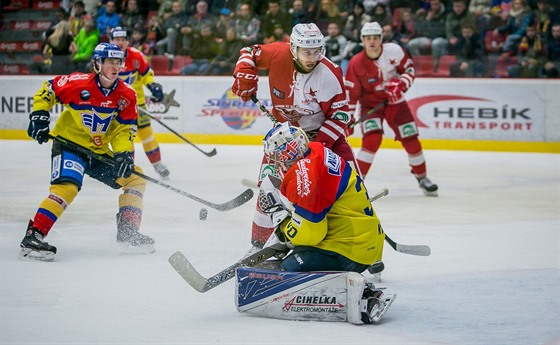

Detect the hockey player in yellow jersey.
[
  {"left": 110, "top": 26, "right": 170, "bottom": 178},
  {"left": 20, "top": 43, "right": 155, "bottom": 261}
]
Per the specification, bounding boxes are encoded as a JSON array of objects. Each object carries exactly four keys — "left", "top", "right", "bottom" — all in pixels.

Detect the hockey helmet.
[
  {"left": 110, "top": 26, "right": 128, "bottom": 40},
  {"left": 290, "top": 23, "right": 325, "bottom": 58},
  {"left": 91, "top": 42, "right": 124, "bottom": 73},
  {"left": 263, "top": 122, "right": 310, "bottom": 173},
  {"left": 361, "top": 22, "right": 382, "bottom": 39}
]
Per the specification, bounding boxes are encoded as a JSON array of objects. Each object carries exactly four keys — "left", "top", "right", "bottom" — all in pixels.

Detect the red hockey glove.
[
  {"left": 232, "top": 67, "right": 258, "bottom": 102},
  {"left": 386, "top": 78, "right": 405, "bottom": 104}
]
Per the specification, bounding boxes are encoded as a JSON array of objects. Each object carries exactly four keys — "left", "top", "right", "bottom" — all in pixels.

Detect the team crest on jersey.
[
  {"left": 295, "top": 159, "right": 311, "bottom": 197},
  {"left": 82, "top": 109, "right": 114, "bottom": 134},
  {"left": 272, "top": 87, "right": 285, "bottom": 99},
  {"left": 324, "top": 148, "right": 341, "bottom": 176},
  {"left": 118, "top": 97, "right": 130, "bottom": 111}
]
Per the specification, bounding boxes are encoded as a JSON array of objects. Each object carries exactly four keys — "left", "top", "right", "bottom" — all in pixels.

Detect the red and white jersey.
[
  {"left": 236, "top": 42, "right": 350, "bottom": 145},
  {"left": 345, "top": 42, "right": 415, "bottom": 114}
]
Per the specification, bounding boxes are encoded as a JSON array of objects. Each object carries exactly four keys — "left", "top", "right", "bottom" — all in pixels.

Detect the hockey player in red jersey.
[
  {"left": 110, "top": 26, "right": 170, "bottom": 179},
  {"left": 345, "top": 22, "right": 438, "bottom": 196},
  {"left": 20, "top": 43, "right": 155, "bottom": 261},
  {"left": 231, "top": 22, "right": 357, "bottom": 249}
]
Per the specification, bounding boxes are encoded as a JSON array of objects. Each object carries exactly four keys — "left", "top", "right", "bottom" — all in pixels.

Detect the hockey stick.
[
  {"left": 250, "top": 94, "right": 277, "bottom": 123},
  {"left": 349, "top": 101, "right": 387, "bottom": 129},
  {"left": 49, "top": 135, "right": 253, "bottom": 211},
  {"left": 384, "top": 234, "right": 431, "bottom": 256},
  {"left": 137, "top": 107, "right": 217, "bottom": 157},
  {"left": 169, "top": 243, "right": 287, "bottom": 293}
]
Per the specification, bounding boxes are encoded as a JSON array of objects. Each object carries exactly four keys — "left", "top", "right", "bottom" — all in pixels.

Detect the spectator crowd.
[{"left": 32, "top": 0, "right": 560, "bottom": 78}]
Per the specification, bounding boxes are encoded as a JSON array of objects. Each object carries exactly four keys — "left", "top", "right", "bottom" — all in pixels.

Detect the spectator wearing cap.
[{"left": 215, "top": 8, "right": 235, "bottom": 40}]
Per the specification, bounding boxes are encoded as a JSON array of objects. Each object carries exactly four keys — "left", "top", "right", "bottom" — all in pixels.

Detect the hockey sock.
[
  {"left": 138, "top": 126, "right": 162, "bottom": 164},
  {"left": 356, "top": 133, "right": 383, "bottom": 177},
  {"left": 401, "top": 138, "right": 427, "bottom": 178},
  {"left": 33, "top": 182, "right": 78, "bottom": 235}
]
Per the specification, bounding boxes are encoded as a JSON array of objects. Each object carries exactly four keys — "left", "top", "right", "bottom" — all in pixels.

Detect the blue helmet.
[
  {"left": 110, "top": 26, "right": 128, "bottom": 40},
  {"left": 91, "top": 42, "right": 124, "bottom": 63}
]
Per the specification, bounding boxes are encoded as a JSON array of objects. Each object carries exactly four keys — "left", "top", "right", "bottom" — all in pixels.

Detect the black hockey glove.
[
  {"left": 113, "top": 152, "right": 135, "bottom": 179},
  {"left": 147, "top": 83, "right": 164, "bottom": 102},
  {"left": 28, "top": 110, "right": 50, "bottom": 144}
]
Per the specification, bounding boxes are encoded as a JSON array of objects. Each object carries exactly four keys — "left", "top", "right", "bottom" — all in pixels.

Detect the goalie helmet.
[
  {"left": 361, "top": 22, "right": 382, "bottom": 39},
  {"left": 110, "top": 26, "right": 128, "bottom": 40},
  {"left": 263, "top": 122, "right": 310, "bottom": 173},
  {"left": 290, "top": 23, "right": 325, "bottom": 59}
]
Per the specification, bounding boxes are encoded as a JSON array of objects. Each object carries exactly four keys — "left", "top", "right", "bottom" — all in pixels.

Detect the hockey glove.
[
  {"left": 147, "top": 83, "right": 164, "bottom": 102},
  {"left": 232, "top": 67, "right": 258, "bottom": 102},
  {"left": 28, "top": 110, "right": 50, "bottom": 144},
  {"left": 113, "top": 152, "right": 135, "bottom": 179},
  {"left": 386, "top": 78, "right": 406, "bottom": 104}
]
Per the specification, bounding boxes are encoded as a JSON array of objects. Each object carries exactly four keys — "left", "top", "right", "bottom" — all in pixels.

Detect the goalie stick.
[
  {"left": 138, "top": 108, "right": 217, "bottom": 157},
  {"left": 384, "top": 234, "right": 431, "bottom": 256},
  {"left": 169, "top": 243, "right": 287, "bottom": 293},
  {"left": 49, "top": 135, "right": 253, "bottom": 212}
]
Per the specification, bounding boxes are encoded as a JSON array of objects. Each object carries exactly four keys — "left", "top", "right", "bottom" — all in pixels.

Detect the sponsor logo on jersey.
[
  {"left": 80, "top": 90, "right": 90, "bottom": 100},
  {"left": 63, "top": 159, "right": 85, "bottom": 175},
  {"left": 367, "top": 77, "right": 378, "bottom": 84},
  {"left": 398, "top": 121, "right": 418, "bottom": 138},
  {"left": 295, "top": 159, "right": 311, "bottom": 197},
  {"left": 324, "top": 149, "right": 341, "bottom": 176},
  {"left": 331, "top": 100, "right": 347, "bottom": 109},
  {"left": 272, "top": 87, "right": 285, "bottom": 99}
]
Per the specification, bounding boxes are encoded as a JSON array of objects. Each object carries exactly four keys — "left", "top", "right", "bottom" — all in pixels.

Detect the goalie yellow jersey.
[
  {"left": 279, "top": 142, "right": 384, "bottom": 265},
  {"left": 118, "top": 46, "right": 156, "bottom": 106},
  {"left": 33, "top": 72, "right": 138, "bottom": 155}
]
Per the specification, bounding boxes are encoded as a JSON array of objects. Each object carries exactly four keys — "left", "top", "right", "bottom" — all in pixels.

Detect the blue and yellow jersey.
[
  {"left": 33, "top": 72, "right": 138, "bottom": 155},
  {"left": 118, "top": 47, "right": 155, "bottom": 106},
  {"left": 279, "top": 142, "right": 384, "bottom": 265}
]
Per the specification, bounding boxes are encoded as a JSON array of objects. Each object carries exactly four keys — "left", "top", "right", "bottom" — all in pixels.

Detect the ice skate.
[
  {"left": 360, "top": 285, "right": 397, "bottom": 324},
  {"left": 19, "top": 220, "right": 57, "bottom": 262},
  {"left": 417, "top": 176, "right": 438, "bottom": 197},
  {"left": 366, "top": 261, "right": 385, "bottom": 282},
  {"left": 153, "top": 162, "right": 170, "bottom": 179},
  {"left": 116, "top": 214, "right": 155, "bottom": 254}
]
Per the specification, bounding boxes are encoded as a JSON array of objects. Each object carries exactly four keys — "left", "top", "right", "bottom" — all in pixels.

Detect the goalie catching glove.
[
  {"left": 28, "top": 110, "right": 50, "bottom": 144},
  {"left": 258, "top": 175, "right": 293, "bottom": 257},
  {"left": 147, "top": 83, "right": 164, "bottom": 103},
  {"left": 232, "top": 66, "right": 258, "bottom": 102}
]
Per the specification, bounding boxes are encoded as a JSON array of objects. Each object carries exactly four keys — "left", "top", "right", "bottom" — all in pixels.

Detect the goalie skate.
[{"left": 361, "top": 288, "right": 397, "bottom": 324}]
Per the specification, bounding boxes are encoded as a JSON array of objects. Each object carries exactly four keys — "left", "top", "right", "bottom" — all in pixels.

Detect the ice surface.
[{"left": 1, "top": 140, "right": 558, "bottom": 344}]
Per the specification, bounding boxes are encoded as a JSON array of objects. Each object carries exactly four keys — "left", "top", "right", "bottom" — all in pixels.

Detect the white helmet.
[
  {"left": 361, "top": 22, "right": 382, "bottom": 40},
  {"left": 263, "top": 122, "right": 310, "bottom": 173},
  {"left": 290, "top": 23, "right": 325, "bottom": 58}
]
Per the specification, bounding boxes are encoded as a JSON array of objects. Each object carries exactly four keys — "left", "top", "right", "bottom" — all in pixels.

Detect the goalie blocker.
[{"left": 235, "top": 267, "right": 396, "bottom": 324}]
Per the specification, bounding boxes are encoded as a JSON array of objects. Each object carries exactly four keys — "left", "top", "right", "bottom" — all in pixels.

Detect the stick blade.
[
  {"left": 215, "top": 188, "right": 254, "bottom": 211},
  {"left": 204, "top": 148, "right": 217, "bottom": 157},
  {"left": 168, "top": 251, "right": 208, "bottom": 292},
  {"left": 395, "top": 243, "right": 431, "bottom": 256}
]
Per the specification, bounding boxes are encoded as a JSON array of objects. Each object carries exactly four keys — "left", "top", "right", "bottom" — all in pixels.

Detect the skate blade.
[
  {"left": 421, "top": 189, "right": 438, "bottom": 197},
  {"left": 117, "top": 242, "right": 156, "bottom": 255},
  {"left": 19, "top": 247, "right": 55, "bottom": 262},
  {"left": 370, "top": 293, "right": 397, "bottom": 323}
]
